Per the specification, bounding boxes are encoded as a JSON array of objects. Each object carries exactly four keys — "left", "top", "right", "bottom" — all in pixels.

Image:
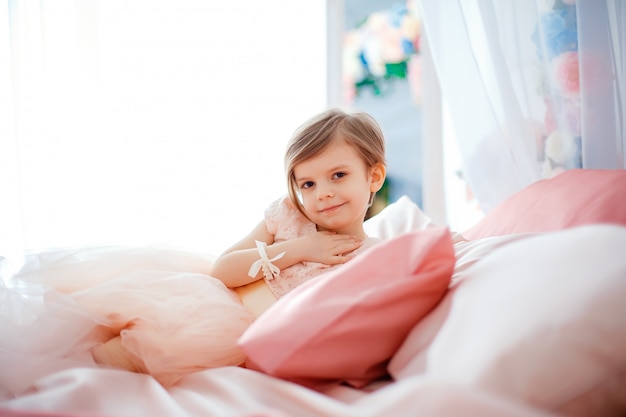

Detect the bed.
[{"left": 1, "top": 168, "right": 625, "bottom": 417}]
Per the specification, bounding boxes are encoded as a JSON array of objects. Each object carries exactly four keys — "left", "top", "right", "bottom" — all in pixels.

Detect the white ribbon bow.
[{"left": 247, "top": 240, "right": 286, "bottom": 281}]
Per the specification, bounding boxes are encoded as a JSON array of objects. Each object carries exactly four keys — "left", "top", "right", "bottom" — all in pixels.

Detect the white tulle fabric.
[{"left": 0, "top": 246, "right": 255, "bottom": 395}]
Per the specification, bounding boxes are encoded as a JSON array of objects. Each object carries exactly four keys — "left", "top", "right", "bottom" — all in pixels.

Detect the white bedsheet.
[{"left": 1, "top": 366, "right": 556, "bottom": 417}]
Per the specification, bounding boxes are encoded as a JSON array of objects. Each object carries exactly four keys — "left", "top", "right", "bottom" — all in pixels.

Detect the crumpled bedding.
[{"left": 0, "top": 366, "right": 556, "bottom": 417}]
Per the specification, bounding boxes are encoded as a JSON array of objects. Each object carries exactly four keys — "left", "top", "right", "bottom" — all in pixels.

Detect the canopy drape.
[{"left": 418, "top": 0, "right": 624, "bottom": 212}]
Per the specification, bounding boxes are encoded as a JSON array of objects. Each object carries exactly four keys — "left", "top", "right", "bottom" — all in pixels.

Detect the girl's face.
[{"left": 293, "top": 140, "right": 385, "bottom": 237}]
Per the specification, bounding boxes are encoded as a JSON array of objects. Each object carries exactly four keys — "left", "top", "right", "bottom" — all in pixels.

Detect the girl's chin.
[
  {"left": 316, "top": 222, "right": 346, "bottom": 233},
  {"left": 317, "top": 221, "right": 361, "bottom": 235}
]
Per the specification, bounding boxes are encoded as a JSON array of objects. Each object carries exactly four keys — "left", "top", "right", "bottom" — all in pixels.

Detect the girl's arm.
[
  {"left": 211, "top": 220, "right": 308, "bottom": 288},
  {"left": 211, "top": 220, "right": 363, "bottom": 288}
]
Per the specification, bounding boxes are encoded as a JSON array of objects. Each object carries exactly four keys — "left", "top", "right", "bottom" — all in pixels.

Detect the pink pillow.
[
  {"left": 238, "top": 228, "right": 455, "bottom": 389},
  {"left": 387, "top": 283, "right": 458, "bottom": 379},
  {"left": 463, "top": 169, "right": 626, "bottom": 240}
]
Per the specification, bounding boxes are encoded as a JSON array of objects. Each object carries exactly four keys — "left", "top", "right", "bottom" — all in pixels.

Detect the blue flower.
[
  {"left": 389, "top": 4, "right": 407, "bottom": 27},
  {"left": 359, "top": 51, "right": 370, "bottom": 74},
  {"left": 532, "top": 5, "right": 578, "bottom": 60},
  {"left": 402, "top": 38, "right": 415, "bottom": 55},
  {"left": 343, "top": 0, "right": 421, "bottom": 98}
]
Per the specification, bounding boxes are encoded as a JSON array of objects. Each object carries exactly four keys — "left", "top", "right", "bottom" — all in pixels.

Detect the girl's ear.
[{"left": 370, "top": 163, "right": 386, "bottom": 193}]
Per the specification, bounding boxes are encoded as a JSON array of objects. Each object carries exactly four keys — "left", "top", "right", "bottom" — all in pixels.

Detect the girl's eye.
[
  {"left": 300, "top": 181, "right": 315, "bottom": 189},
  {"left": 332, "top": 172, "right": 347, "bottom": 180}
]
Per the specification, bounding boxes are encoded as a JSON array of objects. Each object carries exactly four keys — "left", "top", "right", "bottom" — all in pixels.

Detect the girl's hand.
[{"left": 298, "top": 231, "right": 363, "bottom": 265}]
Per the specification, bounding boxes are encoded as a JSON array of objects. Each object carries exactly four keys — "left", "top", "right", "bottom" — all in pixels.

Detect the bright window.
[{"left": 0, "top": 1, "right": 327, "bottom": 274}]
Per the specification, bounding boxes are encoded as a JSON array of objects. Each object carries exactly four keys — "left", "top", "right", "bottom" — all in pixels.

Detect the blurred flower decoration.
[
  {"left": 531, "top": 0, "right": 581, "bottom": 178},
  {"left": 342, "top": 0, "right": 422, "bottom": 103}
]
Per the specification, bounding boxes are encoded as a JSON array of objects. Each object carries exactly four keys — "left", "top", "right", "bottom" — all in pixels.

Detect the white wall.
[{"left": 0, "top": 1, "right": 327, "bottom": 274}]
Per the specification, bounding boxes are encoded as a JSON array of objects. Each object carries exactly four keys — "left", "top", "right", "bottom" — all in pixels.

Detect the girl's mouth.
[{"left": 320, "top": 203, "right": 344, "bottom": 213}]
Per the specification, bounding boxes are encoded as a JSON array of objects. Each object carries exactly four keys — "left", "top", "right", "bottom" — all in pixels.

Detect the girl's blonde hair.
[{"left": 284, "top": 108, "right": 386, "bottom": 217}]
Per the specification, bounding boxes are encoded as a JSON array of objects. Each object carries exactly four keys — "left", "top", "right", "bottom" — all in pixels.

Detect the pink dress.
[
  {"left": 0, "top": 196, "right": 382, "bottom": 396},
  {"left": 263, "top": 195, "right": 381, "bottom": 298},
  {"left": 0, "top": 247, "right": 255, "bottom": 394}
]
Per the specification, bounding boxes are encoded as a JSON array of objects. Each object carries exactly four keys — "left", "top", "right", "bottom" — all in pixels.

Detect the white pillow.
[
  {"left": 388, "top": 232, "right": 538, "bottom": 378},
  {"left": 425, "top": 225, "right": 626, "bottom": 416},
  {"left": 364, "top": 196, "right": 436, "bottom": 239}
]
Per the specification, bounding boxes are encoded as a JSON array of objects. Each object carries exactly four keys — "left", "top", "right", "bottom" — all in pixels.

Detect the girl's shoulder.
[
  {"left": 264, "top": 195, "right": 296, "bottom": 217},
  {"left": 264, "top": 195, "right": 315, "bottom": 239}
]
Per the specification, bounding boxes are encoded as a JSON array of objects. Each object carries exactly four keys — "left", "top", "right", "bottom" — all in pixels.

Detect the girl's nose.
[{"left": 316, "top": 184, "right": 334, "bottom": 200}]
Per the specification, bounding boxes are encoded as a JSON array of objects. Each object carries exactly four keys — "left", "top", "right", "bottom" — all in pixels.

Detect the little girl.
[
  {"left": 0, "top": 108, "right": 387, "bottom": 393},
  {"left": 212, "top": 107, "right": 387, "bottom": 310}
]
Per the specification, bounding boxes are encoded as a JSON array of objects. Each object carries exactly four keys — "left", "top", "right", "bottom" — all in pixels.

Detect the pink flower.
[
  {"left": 342, "top": 74, "right": 357, "bottom": 104},
  {"left": 552, "top": 51, "right": 580, "bottom": 97},
  {"left": 381, "top": 30, "right": 406, "bottom": 63},
  {"left": 544, "top": 98, "right": 557, "bottom": 134},
  {"left": 561, "top": 97, "right": 581, "bottom": 137},
  {"left": 407, "top": 55, "right": 422, "bottom": 104},
  {"left": 544, "top": 96, "right": 581, "bottom": 137}
]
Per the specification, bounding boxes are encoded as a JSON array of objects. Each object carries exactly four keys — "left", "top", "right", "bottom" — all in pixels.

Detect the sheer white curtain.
[
  {"left": 0, "top": 1, "right": 326, "bottom": 275},
  {"left": 418, "top": 0, "right": 625, "bottom": 213}
]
